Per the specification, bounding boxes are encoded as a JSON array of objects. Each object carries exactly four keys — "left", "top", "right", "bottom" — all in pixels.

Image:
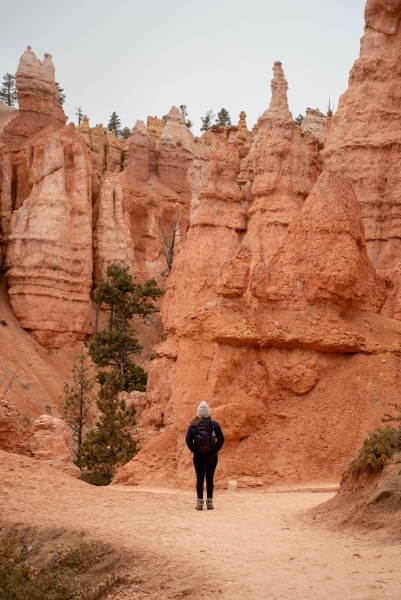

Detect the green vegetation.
[
  {"left": 0, "top": 73, "right": 17, "bottom": 106},
  {"left": 61, "top": 350, "right": 95, "bottom": 468},
  {"left": 80, "top": 472, "right": 111, "bottom": 486},
  {"left": 81, "top": 264, "right": 164, "bottom": 483},
  {"left": 215, "top": 108, "right": 231, "bottom": 127},
  {"left": 179, "top": 105, "right": 193, "bottom": 130},
  {"left": 107, "top": 111, "right": 121, "bottom": 134},
  {"left": 200, "top": 109, "right": 215, "bottom": 132},
  {"left": 0, "top": 525, "right": 128, "bottom": 600},
  {"left": 295, "top": 114, "right": 304, "bottom": 126},
  {"left": 80, "top": 374, "right": 138, "bottom": 483},
  {"left": 55, "top": 82, "right": 66, "bottom": 105},
  {"left": 349, "top": 425, "right": 401, "bottom": 477},
  {"left": 119, "top": 126, "right": 131, "bottom": 139}
]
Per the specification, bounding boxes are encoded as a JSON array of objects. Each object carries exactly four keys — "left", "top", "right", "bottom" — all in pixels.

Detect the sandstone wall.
[
  {"left": 31, "top": 414, "right": 80, "bottom": 478},
  {"left": 116, "top": 166, "right": 401, "bottom": 489},
  {"left": 6, "top": 126, "right": 93, "bottom": 347},
  {"left": 3, "top": 47, "right": 65, "bottom": 148},
  {"left": 157, "top": 107, "right": 195, "bottom": 196},
  {"left": 323, "top": 0, "right": 401, "bottom": 319},
  {"left": 245, "top": 62, "right": 322, "bottom": 267},
  {"left": 0, "top": 395, "right": 80, "bottom": 478},
  {"left": 115, "top": 55, "right": 401, "bottom": 490},
  {"left": 93, "top": 173, "right": 134, "bottom": 282}
]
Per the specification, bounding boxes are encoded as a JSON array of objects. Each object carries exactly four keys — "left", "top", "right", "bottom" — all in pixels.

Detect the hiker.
[{"left": 186, "top": 401, "right": 225, "bottom": 511}]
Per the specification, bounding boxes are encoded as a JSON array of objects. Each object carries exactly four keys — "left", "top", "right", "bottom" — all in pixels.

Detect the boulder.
[{"left": 31, "top": 414, "right": 80, "bottom": 478}]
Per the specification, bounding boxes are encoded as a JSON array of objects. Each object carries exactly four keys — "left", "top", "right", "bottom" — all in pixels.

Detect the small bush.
[
  {"left": 80, "top": 472, "right": 111, "bottom": 486},
  {"left": 349, "top": 426, "right": 401, "bottom": 477},
  {"left": 0, "top": 526, "right": 128, "bottom": 600}
]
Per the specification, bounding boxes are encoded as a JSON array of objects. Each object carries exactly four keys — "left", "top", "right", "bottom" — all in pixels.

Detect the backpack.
[{"left": 193, "top": 420, "right": 214, "bottom": 453}]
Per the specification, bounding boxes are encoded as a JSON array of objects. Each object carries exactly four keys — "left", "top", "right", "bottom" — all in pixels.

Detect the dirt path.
[{"left": 1, "top": 450, "right": 401, "bottom": 599}]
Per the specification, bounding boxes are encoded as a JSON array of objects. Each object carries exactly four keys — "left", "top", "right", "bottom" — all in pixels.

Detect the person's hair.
[{"left": 191, "top": 415, "right": 211, "bottom": 426}]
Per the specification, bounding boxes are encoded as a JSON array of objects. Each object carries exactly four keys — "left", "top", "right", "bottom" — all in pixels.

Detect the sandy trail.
[{"left": 1, "top": 451, "right": 401, "bottom": 599}]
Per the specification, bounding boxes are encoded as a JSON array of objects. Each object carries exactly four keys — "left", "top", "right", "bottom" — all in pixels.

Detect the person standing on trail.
[{"left": 186, "top": 401, "right": 225, "bottom": 511}]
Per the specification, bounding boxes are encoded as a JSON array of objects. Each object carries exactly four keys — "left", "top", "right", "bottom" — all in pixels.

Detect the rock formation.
[
  {"left": 0, "top": 394, "right": 32, "bottom": 455},
  {"left": 147, "top": 116, "right": 165, "bottom": 147},
  {"left": 5, "top": 126, "right": 93, "bottom": 347},
  {"left": 115, "top": 54, "right": 401, "bottom": 490},
  {"left": 0, "top": 101, "right": 18, "bottom": 135},
  {"left": 236, "top": 111, "right": 253, "bottom": 159},
  {"left": 323, "top": 0, "right": 401, "bottom": 319},
  {"left": 0, "top": 394, "right": 80, "bottom": 478},
  {"left": 0, "top": 142, "right": 12, "bottom": 265},
  {"left": 244, "top": 62, "right": 322, "bottom": 266},
  {"left": 126, "top": 120, "right": 150, "bottom": 181},
  {"left": 31, "top": 414, "right": 80, "bottom": 478},
  {"left": 157, "top": 107, "right": 195, "bottom": 195},
  {"left": 161, "top": 126, "right": 245, "bottom": 333},
  {"left": 2, "top": 47, "right": 65, "bottom": 148},
  {"left": 250, "top": 172, "right": 387, "bottom": 314},
  {"left": 93, "top": 173, "right": 134, "bottom": 282},
  {"left": 301, "top": 108, "right": 326, "bottom": 142},
  {"left": 116, "top": 160, "right": 401, "bottom": 488},
  {"left": 6, "top": 1, "right": 401, "bottom": 492}
]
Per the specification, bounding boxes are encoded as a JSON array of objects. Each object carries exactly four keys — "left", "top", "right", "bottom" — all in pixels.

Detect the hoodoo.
[
  {"left": 2, "top": 0, "right": 401, "bottom": 494},
  {"left": 114, "top": 59, "right": 401, "bottom": 490},
  {"left": 323, "top": 0, "right": 401, "bottom": 319}
]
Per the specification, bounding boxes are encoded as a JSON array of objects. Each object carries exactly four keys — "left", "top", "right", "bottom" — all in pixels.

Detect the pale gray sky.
[{"left": 1, "top": 0, "right": 366, "bottom": 135}]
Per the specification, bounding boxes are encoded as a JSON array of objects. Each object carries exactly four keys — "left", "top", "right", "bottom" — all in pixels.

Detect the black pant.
[{"left": 193, "top": 452, "right": 218, "bottom": 499}]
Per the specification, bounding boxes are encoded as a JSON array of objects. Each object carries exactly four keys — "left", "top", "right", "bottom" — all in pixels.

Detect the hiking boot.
[
  {"left": 195, "top": 499, "right": 204, "bottom": 510},
  {"left": 206, "top": 499, "right": 214, "bottom": 510}
]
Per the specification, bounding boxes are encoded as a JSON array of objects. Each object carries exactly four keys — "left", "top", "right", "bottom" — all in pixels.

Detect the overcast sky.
[{"left": 1, "top": 0, "right": 366, "bottom": 136}]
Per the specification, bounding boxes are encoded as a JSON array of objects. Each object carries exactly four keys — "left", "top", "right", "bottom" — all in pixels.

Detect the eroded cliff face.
[
  {"left": 161, "top": 126, "right": 246, "bottom": 334},
  {"left": 3, "top": 47, "right": 65, "bottom": 148},
  {"left": 245, "top": 62, "right": 323, "bottom": 266},
  {"left": 5, "top": 2, "right": 401, "bottom": 491},
  {"left": 0, "top": 395, "right": 80, "bottom": 478},
  {"left": 116, "top": 164, "right": 401, "bottom": 489},
  {"left": 0, "top": 49, "right": 199, "bottom": 348},
  {"left": 115, "top": 56, "right": 401, "bottom": 490},
  {"left": 323, "top": 0, "right": 401, "bottom": 319},
  {"left": 157, "top": 107, "right": 195, "bottom": 196},
  {"left": 6, "top": 126, "right": 93, "bottom": 347}
]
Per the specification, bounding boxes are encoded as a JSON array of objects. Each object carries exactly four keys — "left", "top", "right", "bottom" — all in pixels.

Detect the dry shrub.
[
  {"left": 348, "top": 426, "right": 401, "bottom": 478},
  {"left": 0, "top": 523, "right": 131, "bottom": 600}
]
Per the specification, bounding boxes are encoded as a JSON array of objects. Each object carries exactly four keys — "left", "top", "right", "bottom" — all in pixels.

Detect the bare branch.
[{"left": 153, "top": 208, "right": 183, "bottom": 277}]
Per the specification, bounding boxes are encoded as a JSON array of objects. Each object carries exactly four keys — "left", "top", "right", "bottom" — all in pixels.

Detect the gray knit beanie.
[{"left": 197, "top": 401, "right": 210, "bottom": 419}]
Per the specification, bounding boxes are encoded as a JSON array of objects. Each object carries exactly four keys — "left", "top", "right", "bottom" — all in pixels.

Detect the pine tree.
[
  {"left": 108, "top": 112, "right": 121, "bottom": 134},
  {"left": 179, "top": 105, "right": 193, "bottom": 130},
  {"left": 0, "top": 73, "right": 17, "bottom": 106},
  {"left": 55, "top": 82, "right": 66, "bottom": 105},
  {"left": 61, "top": 350, "right": 94, "bottom": 467},
  {"left": 200, "top": 109, "right": 216, "bottom": 133},
  {"left": 295, "top": 114, "right": 304, "bottom": 126},
  {"left": 120, "top": 126, "right": 131, "bottom": 139},
  {"left": 75, "top": 106, "right": 84, "bottom": 125},
  {"left": 215, "top": 108, "right": 231, "bottom": 127},
  {"left": 81, "top": 264, "right": 164, "bottom": 482},
  {"left": 80, "top": 372, "right": 138, "bottom": 482},
  {"left": 88, "top": 264, "right": 164, "bottom": 392}
]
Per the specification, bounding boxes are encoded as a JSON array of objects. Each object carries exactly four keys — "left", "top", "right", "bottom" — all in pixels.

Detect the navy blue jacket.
[{"left": 186, "top": 419, "right": 225, "bottom": 454}]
